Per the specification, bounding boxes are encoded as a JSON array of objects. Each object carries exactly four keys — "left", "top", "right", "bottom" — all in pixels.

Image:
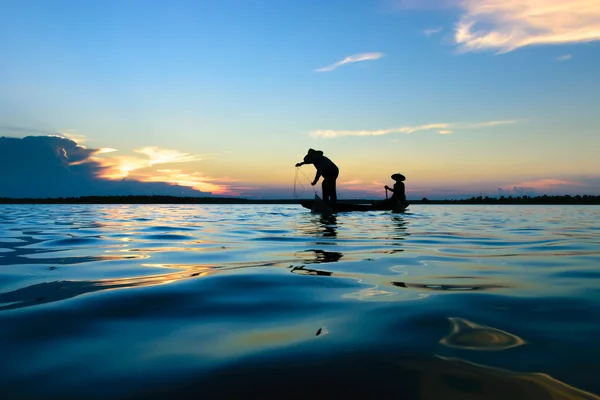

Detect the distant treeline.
[
  {"left": 0, "top": 194, "right": 599, "bottom": 205},
  {"left": 420, "top": 195, "right": 600, "bottom": 205},
  {"left": 0, "top": 195, "right": 300, "bottom": 204}
]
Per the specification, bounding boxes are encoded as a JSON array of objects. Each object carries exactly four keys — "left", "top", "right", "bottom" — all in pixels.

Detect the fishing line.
[
  {"left": 293, "top": 166, "right": 317, "bottom": 198},
  {"left": 293, "top": 168, "right": 305, "bottom": 198},
  {"left": 299, "top": 167, "right": 318, "bottom": 196}
]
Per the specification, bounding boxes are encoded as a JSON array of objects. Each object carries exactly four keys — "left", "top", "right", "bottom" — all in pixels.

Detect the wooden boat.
[{"left": 300, "top": 196, "right": 408, "bottom": 214}]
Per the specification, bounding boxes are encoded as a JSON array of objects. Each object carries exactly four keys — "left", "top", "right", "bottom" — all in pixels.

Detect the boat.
[{"left": 300, "top": 195, "right": 408, "bottom": 214}]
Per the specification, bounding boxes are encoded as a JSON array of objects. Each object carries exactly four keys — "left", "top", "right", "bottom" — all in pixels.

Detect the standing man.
[{"left": 296, "top": 149, "right": 339, "bottom": 203}]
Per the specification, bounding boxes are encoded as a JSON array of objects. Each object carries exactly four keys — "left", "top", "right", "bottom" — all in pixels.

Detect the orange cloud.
[
  {"left": 143, "top": 170, "right": 235, "bottom": 194},
  {"left": 90, "top": 145, "right": 234, "bottom": 194},
  {"left": 455, "top": 0, "right": 600, "bottom": 53},
  {"left": 339, "top": 180, "right": 364, "bottom": 186}
]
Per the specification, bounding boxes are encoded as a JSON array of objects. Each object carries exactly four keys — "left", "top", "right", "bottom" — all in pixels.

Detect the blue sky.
[{"left": 1, "top": 0, "right": 599, "bottom": 199}]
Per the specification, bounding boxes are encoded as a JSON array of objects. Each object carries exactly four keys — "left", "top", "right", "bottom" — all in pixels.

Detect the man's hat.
[
  {"left": 304, "top": 148, "right": 323, "bottom": 162},
  {"left": 391, "top": 173, "right": 406, "bottom": 181}
]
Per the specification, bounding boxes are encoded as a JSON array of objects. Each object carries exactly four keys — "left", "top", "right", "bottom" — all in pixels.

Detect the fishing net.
[{"left": 293, "top": 167, "right": 316, "bottom": 198}]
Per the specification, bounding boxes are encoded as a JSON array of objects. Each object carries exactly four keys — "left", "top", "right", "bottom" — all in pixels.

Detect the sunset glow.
[{"left": 1, "top": 0, "right": 599, "bottom": 199}]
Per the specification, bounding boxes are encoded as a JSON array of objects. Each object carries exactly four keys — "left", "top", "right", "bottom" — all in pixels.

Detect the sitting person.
[
  {"left": 385, "top": 173, "right": 406, "bottom": 205},
  {"left": 373, "top": 173, "right": 407, "bottom": 210},
  {"left": 295, "top": 149, "right": 339, "bottom": 203}
]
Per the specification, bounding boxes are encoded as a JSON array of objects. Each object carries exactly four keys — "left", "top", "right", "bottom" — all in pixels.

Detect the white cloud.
[
  {"left": 315, "top": 52, "right": 384, "bottom": 72},
  {"left": 557, "top": 54, "right": 573, "bottom": 61},
  {"left": 133, "top": 147, "right": 199, "bottom": 166},
  {"left": 310, "top": 120, "right": 517, "bottom": 138},
  {"left": 463, "top": 120, "right": 520, "bottom": 129},
  {"left": 424, "top": 27, "right": 443, "bottom": 36},
  {"left": 96, "top": 148, "right": 118, "bottom": 154},
  {"left": 311, "top": 123, "right": 450, "bottom": 138},
  {"left": 454, "top": 0, "right": 600, "bottom": 53},
  {"left": 59, "top": 131, "right": 87, "bottom": 144}
]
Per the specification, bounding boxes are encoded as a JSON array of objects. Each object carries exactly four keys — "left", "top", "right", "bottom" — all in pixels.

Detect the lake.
[{"left": 1, "top": 204, "right": 599, "bottom": 399}]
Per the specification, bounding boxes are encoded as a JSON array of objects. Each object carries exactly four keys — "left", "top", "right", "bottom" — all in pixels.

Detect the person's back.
[
  {"left": 305, "top": 151, "right": 338, "bottom": 178},
  {"left": 391, "top": 181, "right": 406, "bottom": 203}
]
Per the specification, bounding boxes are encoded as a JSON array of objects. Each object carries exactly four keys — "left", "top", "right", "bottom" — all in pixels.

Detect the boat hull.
[{"left": 300, "top": 200, "right": 408, "bottom": 213}]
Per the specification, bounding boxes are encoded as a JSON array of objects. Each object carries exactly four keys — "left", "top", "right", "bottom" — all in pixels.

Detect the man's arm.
[{"left": 312, "top": 171, "right": 322, "bottom": 185}]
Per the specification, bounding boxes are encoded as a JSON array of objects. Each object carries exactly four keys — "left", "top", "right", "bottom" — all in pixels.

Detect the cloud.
[
  {"left": 0, "top": 136, "right": 214, "bottom": 198},
  {"left": 339, "top": 180, "right": 364, "bottom": 186},
  {"left": 310, "top": 120, "right": 517, "bottom": 138},
  {"left": 315, "top": 52, "right": 384, "bottom": 72},
  {"left": 96, "top": 148, "right": 118, "bottom": 154},
  {"left": 556, "top": 54, "right": 573, "bottom": 61},
  {"left": 99, "top": 146, "right": 201, "bottom": 180},
  {"left": 423, "top": 27, "right": 443, "bottom": 36},
  {"left": 141, "top": 170, "right": 236, "bottom": 195},
  {"left": 497, "top": 177, "right": 600, "bottom": 196},
  {"left": 133, "top": 147, "right": 199, "bottom": 165},
  {"left": 454, "top": 0, "right": 600, "bottom": 53},
  {"left": 59, "top": 131, "right": 88, "bottom": 144},
  {"left": 502, "top": 178, "right": 585, "bottom": 192},
  {"left": 507, "top": 178, "right": 580, "bottom": 189},
  {"left": 463, "top": 120, "right": 520, "bottom": 128},
  {"left": 311, "top": 123, "right": 450, "bottom": 138}
]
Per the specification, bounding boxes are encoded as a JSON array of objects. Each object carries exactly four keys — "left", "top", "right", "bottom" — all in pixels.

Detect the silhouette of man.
[{"left": 296, "top": 149, "right": 339, "bottom": 203}]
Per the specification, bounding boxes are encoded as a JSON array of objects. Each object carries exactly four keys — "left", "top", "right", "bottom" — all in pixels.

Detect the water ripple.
[{"left": 0, "top": 204, "right": 599, "bottom": 399}]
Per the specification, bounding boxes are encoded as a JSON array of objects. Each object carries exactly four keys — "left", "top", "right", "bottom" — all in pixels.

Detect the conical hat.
[{"left": 391, "top": 173, "right": 406, "bottom": 181}]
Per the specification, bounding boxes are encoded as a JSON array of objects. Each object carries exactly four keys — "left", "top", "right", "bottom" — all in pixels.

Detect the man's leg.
[
  {"left": 322, "top": 179, "right": 331, "bottom": 202},
  {"left": 330, "top": 179, "right": 337, "bottom": 203}
]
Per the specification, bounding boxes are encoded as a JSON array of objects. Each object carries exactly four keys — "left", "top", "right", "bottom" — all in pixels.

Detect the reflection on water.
[
  {"left": 290, "top": 265, "right": 333, "bottom": 276},
  {"left": 294, "top": 249, "right": 343, "bottom": 264},
  {"left": 395, "top": 356, "right": 600, "bottom": 400},
  {"left": 440, "top": 317, "right": 527, "bottom": 351},
  {"left": 1, "top": 204, "right": 600, "bottom": 399}
]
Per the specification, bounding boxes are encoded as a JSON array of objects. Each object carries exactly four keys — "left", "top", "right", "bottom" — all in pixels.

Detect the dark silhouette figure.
[
  {"left": 372, "top": 173, "right": 407, "bottom": 210},
  {"left": 385, "top": 173, "right": 406, "bottom": 204},
  {"left": 296, "top": 149, "right": 339, "bottom": 203}
]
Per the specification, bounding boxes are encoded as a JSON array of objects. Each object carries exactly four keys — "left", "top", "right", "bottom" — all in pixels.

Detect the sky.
[{"left": 1, "top": 0, "right": 599, "bottom": 199}]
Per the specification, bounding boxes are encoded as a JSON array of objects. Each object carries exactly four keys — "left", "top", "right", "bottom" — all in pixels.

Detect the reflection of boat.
[
  {"left": 301, "top": 196, "right": 408, "bottom": 214},
  {"left": 294, "top": 249, "right": 343, "bottom": 264},
  {"left": 290, "top": 265, "right": 332, "bottom": 276}
]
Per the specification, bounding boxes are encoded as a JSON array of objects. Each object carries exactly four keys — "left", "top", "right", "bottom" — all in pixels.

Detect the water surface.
[{"left": 1, "top": 204, "right": 599, "bottom": 399}]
